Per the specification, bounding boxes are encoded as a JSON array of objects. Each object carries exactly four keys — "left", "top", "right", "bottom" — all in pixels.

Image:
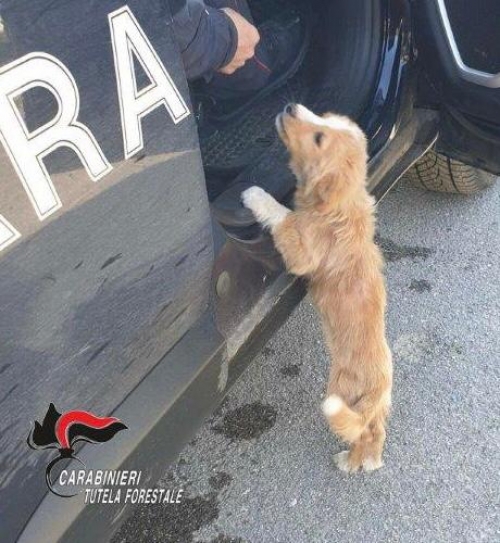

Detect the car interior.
[{"left": 190, "top": 0, "right": 384, "bottom": 238}]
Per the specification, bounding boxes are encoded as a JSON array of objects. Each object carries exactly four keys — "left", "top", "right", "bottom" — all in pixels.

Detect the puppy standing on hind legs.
[{"left": 242, "top": 103, "right": 393, "bottom": 473}]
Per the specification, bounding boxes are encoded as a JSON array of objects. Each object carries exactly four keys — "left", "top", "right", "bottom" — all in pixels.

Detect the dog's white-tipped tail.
[
  {"left": 322, "top": 394, "right": 366, "bottom": 443},
  {"left": 322, "top": 395, "right": 343, "bottom": 417}
]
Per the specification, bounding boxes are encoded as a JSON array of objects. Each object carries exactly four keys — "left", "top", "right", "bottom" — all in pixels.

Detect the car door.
[
  {"left": 0, "top": 1, "right": 219, "bottom": 541},
  {"left": 414, "top": 0, "right": 500, "bottom": 174}
]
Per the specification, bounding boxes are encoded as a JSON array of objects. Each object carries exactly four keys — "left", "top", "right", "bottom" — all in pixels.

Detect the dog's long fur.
[{"left": 242, "top": 104, "right": 392, "bottom": 472}]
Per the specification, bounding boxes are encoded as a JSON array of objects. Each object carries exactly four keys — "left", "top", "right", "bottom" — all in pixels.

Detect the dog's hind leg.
[
  {"left": 335, "top": 410, "right": 388, "bottom": 473},
  {"left": 324, "top": 384, "right": 391, "bottom": 473},
  {"left": 360, "top": 414, "right": 387, "bottom": 471}
]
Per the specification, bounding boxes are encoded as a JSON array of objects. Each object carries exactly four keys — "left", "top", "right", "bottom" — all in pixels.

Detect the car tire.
[{"left": 406, "top": 149, "right": 497, "bottom": 194}]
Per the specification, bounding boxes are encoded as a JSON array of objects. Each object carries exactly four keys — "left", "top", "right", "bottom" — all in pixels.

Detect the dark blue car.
[{"left": 0, "top": 1, "right": 498, "bottom": 541}]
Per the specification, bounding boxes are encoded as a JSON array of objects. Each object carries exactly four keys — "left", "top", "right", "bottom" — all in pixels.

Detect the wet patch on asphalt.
[
  {"left": 262, "top": 346, "right": 275, "bottom": 357},
  {"left": 209, "top": 472, "right": 232, "bottom": 492},
  {"left": 409, "top": 279, "right": 432, "bottom": 292},
  {"left": 280, "top": 364, "right": 301, "bottom": 377},
  {"left": 205, "top": 534, "right": 247, "bottom": 543},
  {"left": 114, "top": 462, "right": 243, "bottom": 542},
  {"left": 375, "top": 236, "right": 435, "bottom": 262},
  {"left": 212, "top": 402, "right": 277, "bottom": 441},
  {"left": 114, "top": 493, "right": 219, "bottom": 543},
  {"left": 113, "top": 402, "right": 276, "bottom": 541}
]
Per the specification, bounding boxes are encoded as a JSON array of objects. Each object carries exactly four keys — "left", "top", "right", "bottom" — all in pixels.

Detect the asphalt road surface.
[{"left": 115, "top": 179, "right": 500, "bottom": 543}]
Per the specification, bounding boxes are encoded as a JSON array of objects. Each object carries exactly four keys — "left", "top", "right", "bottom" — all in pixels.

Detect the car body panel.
[
  {"left": 0, "top": 1, "right": 214, "bottom": 540},
  {"left": 414, "top": 0, "right": 500, "bottom": 173}
]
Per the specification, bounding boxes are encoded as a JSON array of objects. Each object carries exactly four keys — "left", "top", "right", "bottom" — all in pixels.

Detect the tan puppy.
[{"left": 242, "top": 104, "right": 392, "bottom": 472}]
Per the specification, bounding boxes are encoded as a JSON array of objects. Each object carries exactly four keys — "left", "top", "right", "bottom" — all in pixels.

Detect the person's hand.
[{"left": 219, "top": 8, "right": 260, "bottom": 75}]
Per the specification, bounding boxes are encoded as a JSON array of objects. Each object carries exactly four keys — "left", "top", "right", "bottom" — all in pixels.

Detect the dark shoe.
[{"left": 203, "top": 12, "right": 310, "bottom": 123}]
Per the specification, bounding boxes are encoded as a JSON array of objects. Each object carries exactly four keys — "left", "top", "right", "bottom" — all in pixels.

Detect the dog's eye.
[{"left": 314, "top": 132, "right": 325, "bottom": 147}]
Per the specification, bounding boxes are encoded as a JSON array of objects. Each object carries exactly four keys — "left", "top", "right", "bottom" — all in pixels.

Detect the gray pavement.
[{"left": 116, "top": 179, "right": 500, "bottom": 543}]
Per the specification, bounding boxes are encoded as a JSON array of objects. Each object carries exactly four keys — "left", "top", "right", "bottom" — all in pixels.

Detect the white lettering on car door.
[
  {"left": 0, "top": 53, "right": 112, "bottom": 220},
  {"left": 0, "top": 7, "right": 191, "bottom": 254},
  {"left": 108, "top": 6, "right": 190, "bottom": 159},
  {"left": 0, "top": 215, "right": 21, "bottom": 253}
]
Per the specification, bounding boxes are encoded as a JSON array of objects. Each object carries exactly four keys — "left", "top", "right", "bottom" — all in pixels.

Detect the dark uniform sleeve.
[{"left": 171, "top": 0, "right": 238, "bottom": 81}]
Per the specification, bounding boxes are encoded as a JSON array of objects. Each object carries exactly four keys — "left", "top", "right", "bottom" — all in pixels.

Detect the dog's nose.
[{"left": 284, "top": 103, "right": 296, "bottom": 116}]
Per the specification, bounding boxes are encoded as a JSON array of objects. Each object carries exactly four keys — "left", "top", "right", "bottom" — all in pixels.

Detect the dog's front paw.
[
  {"left": 241, "top": 186, "right": 289, "bottom": 229},
  {"left": 241, "top": 186, "right": 270, "bottom": 214}
]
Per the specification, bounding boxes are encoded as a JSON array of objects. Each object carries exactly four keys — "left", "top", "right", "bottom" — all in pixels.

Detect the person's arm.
[
  {"left": 171, "top": 0, "right": 259, "bottom": 80},
  {"left": 218, "top": 8, "right": 259, "bottom": 75}
]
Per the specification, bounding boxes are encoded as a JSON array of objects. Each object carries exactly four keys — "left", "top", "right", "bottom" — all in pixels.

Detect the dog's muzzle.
[{"left": 276, "top": 103, "right": 297, "bottom": 137}]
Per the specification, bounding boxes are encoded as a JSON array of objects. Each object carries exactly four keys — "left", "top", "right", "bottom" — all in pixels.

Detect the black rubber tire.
[{"left": 406, "top": 149, "right": 498, "bottom": 195}]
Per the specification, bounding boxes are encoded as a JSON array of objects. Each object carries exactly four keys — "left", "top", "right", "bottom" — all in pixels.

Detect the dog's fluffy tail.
[
  {"left": 322, "top": 396, "right": 366, "bottom": 443},
  {"left": 322, "top": 393, "right": 389, "bottom": 443}
]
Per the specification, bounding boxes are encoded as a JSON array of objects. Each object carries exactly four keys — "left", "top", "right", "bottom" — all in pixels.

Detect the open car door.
[
  {"left": 0, "top": 1, "right": 224, "bottom": 541},
  {"left": 415, "top": 0, "right": 500, "bottom": 175}
]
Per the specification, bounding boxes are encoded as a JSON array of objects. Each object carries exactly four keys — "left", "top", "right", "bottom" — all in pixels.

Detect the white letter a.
[{"left": 109, "top": 6, "right": 190, "bottom": 159}]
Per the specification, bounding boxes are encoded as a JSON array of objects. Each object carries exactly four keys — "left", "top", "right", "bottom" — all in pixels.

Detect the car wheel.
[{"left": 406, "top": 149, "right": 497, "bottom": 194}]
